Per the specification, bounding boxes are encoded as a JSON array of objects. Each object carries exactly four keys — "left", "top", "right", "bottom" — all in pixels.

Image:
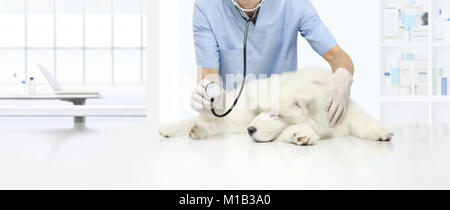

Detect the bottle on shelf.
[
  {"left": 433, "top": 67, "right": 449, "bottom": 96},
  {"left": 445, "top": 18, "right": 450, "bottom": 44},
  {"left": 18, "top": 80, "right": 27, "bottom": 95},
  {"left": 435, "top": 9, "right": 445, "bottom": 43},
  {"left": 384, "top": 72, "right": 392, "bottom": 95},
  {"left": 391, "top": 67, "right": 401, "bottom": 95},
  {"left": 443, "top": 77, "right": 448, "bottom": 96},
  {"left": 415, "top": 71, "right": 428, "bottom": 96},
  {"left": 399, "top": 56, "right": 415, "bottom": 95},
  {"left": 442, "top": 68, "right": 449, "bottom": 96},
  {"left": 28, "top": 77, "right": 36, "bottom": 95},
  {"left": 13, "top": 73, "right": 18, "bottom": 85}
]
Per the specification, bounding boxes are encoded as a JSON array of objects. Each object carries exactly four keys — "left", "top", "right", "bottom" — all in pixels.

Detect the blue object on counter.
[
  {"left": 442, "top": 78, "right": 448, "bottom": 96},
  {"left": 391, "top": 68, "right": 400, "bottom": 84}
]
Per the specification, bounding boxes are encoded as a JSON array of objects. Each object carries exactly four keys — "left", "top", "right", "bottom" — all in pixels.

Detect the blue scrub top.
[{"left": 193, "top": 0, "right": 337, "bottom": 88}]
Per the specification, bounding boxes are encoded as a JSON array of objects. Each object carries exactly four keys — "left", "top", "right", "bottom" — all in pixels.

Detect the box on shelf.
[
  {"left": 433, "top": 67, "right": 449, "bottom": 96},
  {"left": 435, "top": 9, "right": 450, "bottom": 43},
  {"left": 384, "top": 8, "right": 402, "bottom": 42},
  {"left": 383, "top": 52, "right": 428, "bottom": 96},
  {"left": 382, "top": 0, "right": 429, "bottom": 44}
]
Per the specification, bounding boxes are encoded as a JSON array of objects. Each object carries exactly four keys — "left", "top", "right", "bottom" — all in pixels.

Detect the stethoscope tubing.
[{"left": 210, "top": 4, "right": 260, "bottom": 118}]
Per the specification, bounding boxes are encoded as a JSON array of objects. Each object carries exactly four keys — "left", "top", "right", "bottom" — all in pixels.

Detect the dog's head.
[
  {"left": 247, "top": 112, "right": 289, "bottom": 142},
  {"left": 247, "top": 95, "right": 318, "bottom": 142}
]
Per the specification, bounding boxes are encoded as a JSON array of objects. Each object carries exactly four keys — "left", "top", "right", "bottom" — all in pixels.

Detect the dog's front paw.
[
  {"left": 158, "top": 125, "right": 177, "bottom": 138},
  {"left": 279, "top": 124, "right": 319, "bottom": 146},
  {"left": 291, "top": 130, "right": 319, "bottom": 146},
  {"left": 189, "top": 124, "right": 209, "bottom": 139}
]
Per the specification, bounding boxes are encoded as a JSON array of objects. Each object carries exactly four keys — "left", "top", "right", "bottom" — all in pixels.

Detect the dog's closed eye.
[{"left": 270, "top": 114, "right": 283, "bottom": 119}]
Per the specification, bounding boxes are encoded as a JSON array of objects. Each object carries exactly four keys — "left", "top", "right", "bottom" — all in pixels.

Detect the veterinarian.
[{"left": 190, "top": 0, "right": 355, "bottom": 127}]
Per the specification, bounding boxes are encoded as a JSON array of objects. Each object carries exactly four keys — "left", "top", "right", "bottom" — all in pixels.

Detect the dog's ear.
[{"left": 294, "top": 95, "right": 314, "bottom": 116}]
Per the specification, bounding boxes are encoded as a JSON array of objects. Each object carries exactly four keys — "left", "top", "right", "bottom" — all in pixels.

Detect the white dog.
[{"left": 159, "top": 68, "right": 393, "bottom": 146}]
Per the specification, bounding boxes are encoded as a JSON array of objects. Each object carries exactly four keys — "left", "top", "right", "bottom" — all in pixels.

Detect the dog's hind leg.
[{"left": 347, "top": 103, "right": 393, "bottom": 141}]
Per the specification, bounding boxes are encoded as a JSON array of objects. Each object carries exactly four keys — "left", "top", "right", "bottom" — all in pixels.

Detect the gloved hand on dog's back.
[
  {"left": 190, "top": 75, "right": 224, "bottom": 115},
  {"left": 324, "top": 68, "right": 353, "bottom": 127}
]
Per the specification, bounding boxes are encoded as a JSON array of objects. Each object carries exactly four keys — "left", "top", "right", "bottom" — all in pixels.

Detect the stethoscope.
[{"left": 206, "top": 0, "right": 265, "bottom": 118}]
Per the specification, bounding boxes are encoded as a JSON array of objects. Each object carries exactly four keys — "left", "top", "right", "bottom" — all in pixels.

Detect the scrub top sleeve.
[
  {"left": 193, "top": 2, "right": 220, "bottom": 70},
  {"left": 298, "top": 0, "right": 338, "bottom": 56}
]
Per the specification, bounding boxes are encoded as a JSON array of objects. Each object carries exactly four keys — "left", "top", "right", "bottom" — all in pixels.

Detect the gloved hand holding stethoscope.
[
  {"left": 190, "top": 0, "right": 264, "bottom": 118},
  {"left": 190, "top": 76, "right": 224, "bottom": 115}
]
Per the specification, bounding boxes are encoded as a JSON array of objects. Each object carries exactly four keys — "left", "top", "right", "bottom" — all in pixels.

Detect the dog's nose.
[{"left": 247, "top": 127, "right": 257, "bottom": 135}]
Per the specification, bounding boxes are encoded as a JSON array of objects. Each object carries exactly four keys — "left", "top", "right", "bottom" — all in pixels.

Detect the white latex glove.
[
  {"left": 325, "top": 68, "right": 353, "bottom": 127},
  {"left": 190, "top": 79, "right": 223, "bottom": 114}
]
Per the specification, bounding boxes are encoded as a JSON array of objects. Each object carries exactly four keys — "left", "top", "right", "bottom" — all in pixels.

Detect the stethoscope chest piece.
[
  {"left": 206, "top": 83, "right": 222, "bottom": 99},
  {"left": 209, "top": 0, "right": 264, "bottom": 118}
]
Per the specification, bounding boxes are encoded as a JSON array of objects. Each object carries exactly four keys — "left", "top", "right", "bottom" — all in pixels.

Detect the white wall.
[{"left": 155, "top": 0, "right": 381, "bottom": 123}]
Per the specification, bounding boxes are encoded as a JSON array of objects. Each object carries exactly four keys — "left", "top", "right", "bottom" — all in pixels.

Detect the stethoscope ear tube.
[
  {"left": 231, "top": 0, "right": 265, "bottom": 13},
  {"left": 210, "top": 6, "right": 257, "bottom": 118},
  {"left": 210, "top": 19, "right": 251, "bottom": 118}
]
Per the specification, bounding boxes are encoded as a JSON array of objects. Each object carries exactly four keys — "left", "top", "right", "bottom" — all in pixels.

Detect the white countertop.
[{"left": 0, "top": 123, "right": 448, "bottom": 189}]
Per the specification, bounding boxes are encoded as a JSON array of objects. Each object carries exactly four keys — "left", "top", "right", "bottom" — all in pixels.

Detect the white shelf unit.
[{"left": 380, "top": 0, "right": 450, "bottom": 124}]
